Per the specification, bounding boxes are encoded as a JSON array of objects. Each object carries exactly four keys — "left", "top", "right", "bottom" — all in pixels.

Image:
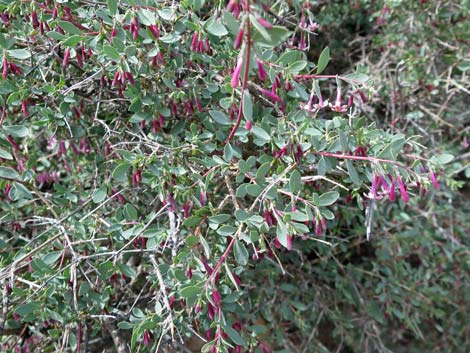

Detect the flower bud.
[
  {"left": 429, "top": 169, "right": 439, "bottom": 190},
  {"left": 257, "top": 17, "right": 273, "bottom": 29},
  {"left": 234, "top": 29, "right": 244, "bottom": 49},
  {"left": 256, "top": 59, "right": 267, "bottom": 81},
  {"left": 231, "top": 58, "right": 242, "bottom": 88},
  {"left": 397, "top": 176, "right": 409, "bottom": 203},
  {"left": 62, "top": 48, "right": 70, "bottom": 68},
  {"left": 245, "top": 120, "right": 252, "bottom": 131}
]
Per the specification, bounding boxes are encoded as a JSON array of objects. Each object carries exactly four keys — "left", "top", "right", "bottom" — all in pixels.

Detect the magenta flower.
[
  {"left": 259, "top": 87, "right": 280, "bottom": 102},
  {"left": 231, "top": 58, "right": 242, "bottom": 88},
  {"left": 257, "top": 17, "right": 273, "bottom": 29},
  {"left": 148, "top": 24, "right": 160, "bottom": 39},
  {"left": 256, "top": 59, "right": 267, "bottom": 81},
  {"left": 397, "top": 176, "right": 409, "bottom": 203},
  {"left": 234, "top": 28, "right": 244, "bottom": 49},
  {"left": 212, "top": 288, "right": 222, "bottom": 308},
  {"left": 62, "top": 48, "right": 70, "bottom": 68},
  {"left": 429, "top": 169, "right": 439, "bottom": 190},
  {"left": 329, "top": 86, "right": 348, "bottom": 112},
  {"left": 191, "top": 32, "right": 198, "bottom": 51},
  {"left": 245, "top": 120, "right": 252, "bottom": 131}
]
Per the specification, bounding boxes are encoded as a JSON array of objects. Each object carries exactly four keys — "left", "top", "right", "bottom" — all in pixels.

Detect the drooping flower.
[
  {"left": 259, "top": 87, "right": 280, "bottom": 102},
  {"left": 329, "top": 86, "right": 348, "bottom": 112},
  {"left": 256, "top": 59, "right": 267, "bottom": 81},
  {"left": 429, "top": 169, "right": 439, "bottom": 190},
  {"left": 148, "top": 24, "right": 160, "bottom": 39},
  {"left": 397, "top": 176, "right": 409, "bottom": 203},
  {"left": 62, "top": 48, "right": 70, "bottom": 68},
  {"left": 231, "top": 58, "right": 243, "bottom": 88},
  {"left": 212, "top": 288, "right": 222, "bottom": 308},
  {"left": 234, "top": 28, "right": 244, "bottom": 49},
  {"left": 257, "top": 17, "right": 272, "bottom": 29}
]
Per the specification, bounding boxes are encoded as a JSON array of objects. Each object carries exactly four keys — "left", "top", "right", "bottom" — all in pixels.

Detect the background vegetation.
[{"left": 0, "top": 1, "right": 469, "bottom": 352}]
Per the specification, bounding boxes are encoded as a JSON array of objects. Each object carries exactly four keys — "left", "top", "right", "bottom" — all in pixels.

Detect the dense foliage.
[{"left": 0, "top": 1, "right": 468, "bottom": 353}]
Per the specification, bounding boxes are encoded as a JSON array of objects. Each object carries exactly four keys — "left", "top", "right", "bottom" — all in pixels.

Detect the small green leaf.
[
  {"left": 276, "top": 221, "right": 288, "bottom": 248},
  {"left": 318, "top": 191, "right": 339, "bottom": 207},
  {"left": 217, "top": 225, "right": 238, "bottom": 236},
  {"left": 15, "top": 301, "right": 42, "bottom": 316},
  {"left": 224, "top": 325, "right": 245, "bottom": 345},
  {"left": 57, "top": 21, "right": 82, "bottom": 35},
  {"left": 242, "top": 91, "right": 253, "bottom": 122},
  {"left": 0, "top": 148, "right": 13, "bottom": 160},
  {"left": 92, "top": 184, "right": 108, "bottom": 204},
  {"left": 7, "top": 49, "right": 31, "bottom": 60},
  {"left": 112, "top": 163, "right": 131, "bottom": 182},
  {"left": 251, "top": 126, "right": 271, "bottom": 141},
  {"left": 62, "top": 35, "right": 85, "bottom": 47},
  {"left": 346, "top": 159, "right": 361, "bottom": 186},
  {"left": 3, "top": 125, "right": 29, "bottom": 137},
  {"left": 103, "top": 45, "right": 121, "bottom": 61},
  {"left": 316, "top": 47, "right": 330, "bottom": 74},
  {"left": 209, "top": 214, "right": 231, "bottom": 224},
  {"left": 207, "top": 19, "right": 228, "bottom": 37},
  {"left": 0, "top": 166, "right": 20, "bottom": 180},
  {"left": 107, "top": 0, "right": 118, "bottom": 15},
  {"left": 289, "top": 170, "right": 302, "bottom": 193},
  {"left": 209, "top": 110, "right": 231, "bottom": 125},
  {"left": 234, "top": 240, "right": 248, "bottom": 266},
  {"left": 181, "top": 284, "right": 202, "bottom": 299}
]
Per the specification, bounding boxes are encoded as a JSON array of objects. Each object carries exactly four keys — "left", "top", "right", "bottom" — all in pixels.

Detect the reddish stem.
[{"left": 204, "top": 236, "right": 236, "bottom": 289}]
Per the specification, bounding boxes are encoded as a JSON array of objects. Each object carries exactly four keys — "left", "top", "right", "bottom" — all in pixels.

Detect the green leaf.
[
  {"left": 42, "top": 251, "right": 62, "bottom": 265},
  {"left": 92, "top": 184, "right": 108, "bottom": 204},
  {"left": 207, "top": 19, "right": 228, "bottom": 37},
  {"left": 103, "top": 45, "right": 121, "bottom": 61},
  {"left": 7, "top": 49, "right": 31, "bottom": 60},
  {"left": 316, "top": 47, "right": 330, "bottom": 74},
  {"left": 181, "top": 284, "right": 202, "bottom": 299},
  {"left": 234, "top": 240, "right": 248, "bottom": 266},
  {"left": 209, "top": 110, "right": 231, "bottom": 125},
  {"left": 15, "top": 301, "right": 42, "bottom": 316},
  {"left": 2, "top": 125, "right": 29, "bottom": 137},
  {"left": 62, "top": 35, "right": 85, "bottom": 47},
  {"left": 138, "top": 9, "right": 157, "bottom": 25},
  {"left": 0, "top": 166, "right": 20, "bottom": 180},
  {"left": 433, "top": 153, "right": 454, "bottom": 165},
  {"left": 57, "top": 21, "right": 82, "bottom": 35},
  {"left": 242, "top": 91, "right": 253, "bottom": 122},
  {"left": 217, "top": 225, "right": 238, "bottom": 236},
  {"left": 0, "top": 148, "right": 13, "bottom": 160},
  {"left": 276, "top": 221, "right": 288, "bottom": 248},
  {"left": 289, "top": 170, "right": 302, "bottom": 193},
  {"left": 251, "top": 126, "right": 271, "bottom": 141},
  {"left": 209, "top": 214, "right": 231, "bottom": 224},
  {"left": 346, "top": 159, "right": 361, "bottom": 186},
  {"left": 318, "top": 191, "right": 339, "bottom": 207},
  {"left": 107, "top": 0, "right": 118, "bottom": 15},
  {"left": 112, "top": 163, "right": 131, "bottom": 182},
  {"left": 251, "top": 26, "right": 290, "bottom": 48},
  {"left": 224, "top": 325, "right": 245, "bottom": 345}
]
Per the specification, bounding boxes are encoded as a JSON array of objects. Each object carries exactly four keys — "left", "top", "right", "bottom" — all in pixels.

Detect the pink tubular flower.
[
  {"left": 256, "top": 59, "right": 267, "bottom": 81},
  {"left": 234, "top": 28, "right": 244, "bottom": 49},
  {"left": 190, "top": 32, "right": 199, "bottom": 51},
  {"left": 397, "top": 176, "right": 409, "bottom": 203},
  {"left": 212, "top": 288, "right": 222, "bottom": 308},
  {"left": 231, "top": 58, "right": 242, "bottom": 88},
  {"left": 148, "top": 24, "right": 160, "bottom": 39},
  {"left": 257, "top": 17, "right": 272, "bottom": 29},
  {"left": 429, "top": 169, "right": 439, "bottom": 190},
  {"left": 21, "top": 100, "right": 29, "bottom": 118},
  {"left": 62, "top": 48, "right": 70, "bottom": 68},
  {"left": 259, "top": 87, "right": 280, "bottom": 102},
  {"left": 245, "top": 120, "right": 252, "bottom": 131},
  {"left": 2, "top": 57, "right": 8, "bottom": 79}
]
